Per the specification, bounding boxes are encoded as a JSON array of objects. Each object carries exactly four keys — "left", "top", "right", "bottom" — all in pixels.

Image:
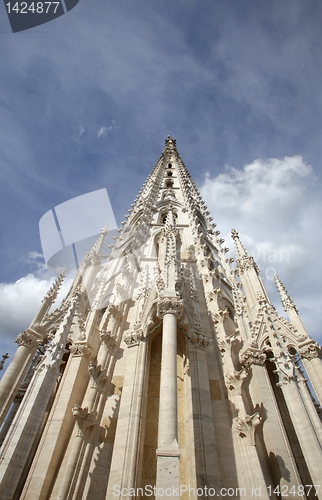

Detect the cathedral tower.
[{"left": 0, "top": 137, "right": 321, "bottom": 500}]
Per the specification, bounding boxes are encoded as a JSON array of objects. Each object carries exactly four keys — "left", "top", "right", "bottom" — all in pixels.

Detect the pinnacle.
[
  {"left": 164, "top": 135, "right": 177, "bottom": 153},
  {"left": 274, "top": 274, "right": 297, "bottom": 311},
  {"left": 231, "top": 229, "right": 248, "bottom": 258}
]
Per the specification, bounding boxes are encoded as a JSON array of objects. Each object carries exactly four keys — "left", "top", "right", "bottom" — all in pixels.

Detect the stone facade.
[{"left": 0, "top": 136, "right": 322, "bottom": 499}]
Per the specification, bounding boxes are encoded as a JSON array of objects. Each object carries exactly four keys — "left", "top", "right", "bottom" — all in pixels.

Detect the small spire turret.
[
  {"left": 274, "top": 275, "right": 297, "bottom": 312},
  {"left": 231, "top": 229, "right": 248, "bottom": 259},
  {"left": 231, "top": 229, "right": 270, "bottom": 312},
  {"left": 274, "top": 274, "right": 308, "bottom": 337},
  {"left": 31, "top": 268, "right": 66, "bottom": 327}
]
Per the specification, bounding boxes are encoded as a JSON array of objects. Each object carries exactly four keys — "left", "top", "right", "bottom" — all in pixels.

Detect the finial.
[
  {"left": 230, "top": 229, "right": 248, "bottom": 259},
  {"left": 165, "top": 135, "right": 177, "bottom": 151},
  {"left": 0, "top": 353, "right": 9, "bottom": 371},
  {"left": 231, "top": 229, "right": 239, "bottom": 240}
]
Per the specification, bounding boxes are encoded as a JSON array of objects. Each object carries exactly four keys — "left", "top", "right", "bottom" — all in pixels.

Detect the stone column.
[
  {"left": 299, "top": 339, "right": 322, "bottom": 405},
  {"left": 276, "top": 359, "right": 322, "bottom": 493},
  {"left": 155, "top": 296, "right": 182, "bottom": 499},
  {"left": 55, "top": 364, "right": 100, "bottom": 500},
  {"left": 20, "top": 348, "right": 91, "bottom": 500},
  {"left": 214, "top": 312, "right": 270, "bottom": 500},
  {"left": 0, "top": 393, "right": 23, "bottom": 447},
  {"left": 0, "top": 270, "right": 66, "bottom": 428},
  {"left": 188, "top": 333, "right": 221, "bottom": 493},
  {"left": 0, "top": 298, "right": 77, "bottom": 500},
  {"left": 0, "top": 330, "right": 39, "bottom": 427},
  {"left": 240, "top": 347, "right": 305, "bottom": 499},
  {"left": 105, "top": 330, "right": 147, "bottom": 499}
]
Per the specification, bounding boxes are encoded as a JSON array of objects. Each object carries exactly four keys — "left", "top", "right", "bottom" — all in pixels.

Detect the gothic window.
[
  {"left": 168, "top": 163, "right": 172, "bottom": 168},
  {"left": 159, "top": 209, "right": 178, "bottom": 224},
  {"left": 167, "top": 171, "right": 173, "bottom": 176},
  {"left": 165, "top": 179, "right": 173, "bottom": 188}
]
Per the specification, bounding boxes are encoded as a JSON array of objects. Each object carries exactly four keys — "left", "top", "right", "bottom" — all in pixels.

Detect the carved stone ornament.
[
  {"left": 15, "top": 328, "right": 43, "bottom": 348},
  {"left": 72, "top": 405, "right": 98, "bottom": 437},
  {"left": 207, "top": 287, "right": 222, "bottom": 303},
  {"left": 213, "top": 306, "right": 229, "bottom": 324},
  {"left": 237, "top": 256, "right": 259, "bottom": 275},
  {"left": 240, "top": 347, "right": 266, "bottom": 368},
  {"left": 100, "top": 329, "right": 117, "bottom": 345},
  {"left": 234, "top": 413, "right": 262, "bottom": 445},
  {"left": 299, "top": 341, "right": 322, "bottom": 361},
  {"left": 157, "top": 297, "right": 183, "bottom": 319},
  {"left": 88, "top": 362, "right": 108, "bottom": 390},
  {"left": 69, "top": 343, "right": 92, "bottom": 358},
  {"left": 274, "top": 353, "right": 296, "bottom": 386},
  {"left": 124, "top": 329, "right": 144, "bottom": 347},
  {"left": 191, "top": 333, "right": 210, "bottom": 349},
  {"left": 154, "top": 263, "right": 165, "bottom": 292},
  {"left": 226, "top": 369, "right": 248, "bottom": 394}
]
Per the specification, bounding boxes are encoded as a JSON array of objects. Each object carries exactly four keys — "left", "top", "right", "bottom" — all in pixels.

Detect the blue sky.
[{"left": 0, "top": 0, "right": 322, "bottom": 362}]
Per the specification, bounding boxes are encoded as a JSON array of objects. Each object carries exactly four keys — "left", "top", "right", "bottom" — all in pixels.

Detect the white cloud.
[
  {"left": 22, "top": 251, "right": 47, "bottom": 273},
  {"left": 199, "top": 155, "right": 322, "bottom": 344},
  {"left": 97, "top": 120, "right": 120, "bottom": 139},
  {"left": 0, "top": 272, "right": 74, "bottom": 363},
  {"left": 72, "top": 125, "right": 85, "bottom": 142}
]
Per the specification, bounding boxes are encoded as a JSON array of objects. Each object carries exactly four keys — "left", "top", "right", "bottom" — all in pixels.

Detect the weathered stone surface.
[{"left": 0, "top": 137, "right": 321, "bottom": 500}]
